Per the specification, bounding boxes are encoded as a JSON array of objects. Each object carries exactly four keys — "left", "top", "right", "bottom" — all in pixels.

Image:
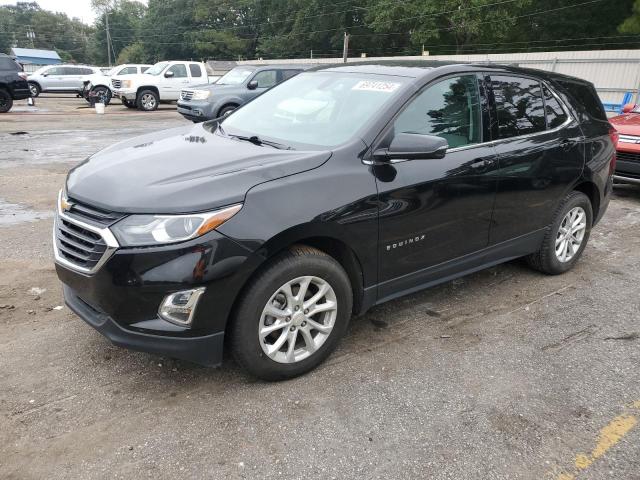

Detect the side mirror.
[
  {"left": 42, "top": 73, "right": 48, "bottom": 77},
  {"left": 247, "top": 80, "right": 258, "bottom": 90},
  {"left": 164, "top": 70, "right": 174, "bottom": 78},
  {"left": 374, "top": 133, "right": 448, "bottom": 162},
  {"left": 622, "top": 103, "right": 636, "bottom": 114}
]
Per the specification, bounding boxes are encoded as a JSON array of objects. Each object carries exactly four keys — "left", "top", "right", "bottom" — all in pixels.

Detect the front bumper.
[
  {"left": 55, "top": 218, "right": 258, "bottom": 366},
  {"left": 64, "top": 285, "right": 225, "bottom": 366},
  {"left": 177, "top": 100, "right": 217, "bottom": 121},
  {"left": 112, "top": 88, "right": 136, "bottom": 100}
]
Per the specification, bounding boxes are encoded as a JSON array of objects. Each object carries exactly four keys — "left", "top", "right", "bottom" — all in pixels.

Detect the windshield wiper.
[{"left": 227, "top": 133, "right": 292, "bottom": 150}]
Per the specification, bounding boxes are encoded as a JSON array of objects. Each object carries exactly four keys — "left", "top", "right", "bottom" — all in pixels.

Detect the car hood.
[
  {"left": 66, "top": 123, "right": 331, "bottom": 214},
  {"left": 610, "top": 113, "right": 640, "bottom": 136}
]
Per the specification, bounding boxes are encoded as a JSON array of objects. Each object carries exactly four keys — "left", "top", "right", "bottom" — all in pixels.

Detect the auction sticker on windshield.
[{"left": 352, "top": 80, "right": 401, "bottom": 92}]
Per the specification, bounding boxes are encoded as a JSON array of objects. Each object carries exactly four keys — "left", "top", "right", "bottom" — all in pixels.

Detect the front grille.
[
  {"left": 180, "top": 90, "right": 193, "bottom": 101},
  {"left": 55, "top": 218, "right": 109, "bottom": 271},
  {"left": 617, "top": 151, "right": 640, "bottom": 164},
  {"left": 112, "top": 79, "right": 122, "bottom": 89},
  {"left": 65, "top": 198, "right": 124, "bottom": 227}
]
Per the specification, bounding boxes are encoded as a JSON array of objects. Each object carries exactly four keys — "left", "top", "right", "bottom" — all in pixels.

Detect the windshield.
[
  {"left": 105, "top": 67, "right": 118, "bottom": 76},
  {"left": 220, "top": 71, "right": 409, "bottom": 148},
  {"left": 216, "top": 68, "right": 255, "bottom": 85},
  {"left": 145, "top": 62, "right": 168, "bottom": 75}
]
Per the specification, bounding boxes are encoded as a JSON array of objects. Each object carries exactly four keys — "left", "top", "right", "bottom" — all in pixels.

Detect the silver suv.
[{"left": 28, "top": 64, "right": 102, "bottom": 97}]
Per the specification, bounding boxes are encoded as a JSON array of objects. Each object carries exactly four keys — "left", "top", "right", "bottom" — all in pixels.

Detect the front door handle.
[
  {"left": 561, "top": 139, "right": 577, "bottom": 151},
  {"left": 469, "top": 158, "right": 496, "bottom": 172}
]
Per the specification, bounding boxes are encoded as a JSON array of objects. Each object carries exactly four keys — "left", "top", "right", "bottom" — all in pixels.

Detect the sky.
[{"left": 1, "top": 0, "right": 147, "bottom": 24}]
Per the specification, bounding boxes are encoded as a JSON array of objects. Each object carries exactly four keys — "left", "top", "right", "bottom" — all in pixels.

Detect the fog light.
[{"left": 158, "top": 287, "right": 206, "bottom": 327}]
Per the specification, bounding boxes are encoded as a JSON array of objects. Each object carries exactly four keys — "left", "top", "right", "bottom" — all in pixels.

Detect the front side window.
[
  {"left": 46, "top": 67, "right": 64, "bottom": 75},
  {"left": 542, "top": 84, "right": 568, "bottom": 129},
  {"left": 189, "top": 64, "right": 202, "bottom": 77},
  {"left": 393, "top": 75, "right": 482, "bottom": 149},
  {"left": 167, "top": 64, "right": 188, "bottom": 78},
  {"left": 220, "top": 72, "right": 410, "bottom": 148},
  {"left": 252, "top": 70, "right": 278, "bottom": 88},
  {"left": 492, "top": 75, "right": 546, "bottom": 139}
]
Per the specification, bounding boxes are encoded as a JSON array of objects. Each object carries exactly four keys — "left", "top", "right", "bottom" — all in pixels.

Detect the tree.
[
  {"left": 619, "top": 0, "right": 640, "bottom": 34},
  {"left": 116, "top": 41, "right": 147, "bottom": 63}
]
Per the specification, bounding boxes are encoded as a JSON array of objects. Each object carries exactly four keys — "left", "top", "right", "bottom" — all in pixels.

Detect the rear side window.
[
  {"left": 491, "top": 75, "right": 546, "bottom": 139},
  {"left": 393, "top": 75, "right": 482, "bottom": 148},
  {"left": 542, "top": 84, "right": 568, "bottom": 129},
  {"left": 0, "top": 57, "right": 20, "bottom": 71},
  {"left": 141, "top": 66, "right": 150, "bottom": 73},
  {"left": 281, "top": 70, "right": 301, "bottom": 81},
  {"left": 118, "top": 66, "right": 137, "bottom": 75},
  {"left": 189, "top": 64, "right": 202, "bottom": 77}
]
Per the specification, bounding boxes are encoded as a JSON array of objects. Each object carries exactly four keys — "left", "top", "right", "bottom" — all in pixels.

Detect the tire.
[
  {"left": 122, "top": 98, "right": 136, "bottom": 109},
  {"left": 229, "top": 245, "right": 353, "bottom": 381},
  {"left": 136, "top": 89, "right": 159, "bottom": 111},
  {"left": 91, "top": 86, "right": 112, "bottom": 106},
  {"left": 0, "top": 89, "right": 13, "bottom": 113},
  {"left": 28, "top": 82, "right": 40, "bottom": 97},
  {"left": 218, "top": 105, "right": 237, "bottom": 117},
  {"left": 526, "top": 191, "right": 593, "bottom": 275}
]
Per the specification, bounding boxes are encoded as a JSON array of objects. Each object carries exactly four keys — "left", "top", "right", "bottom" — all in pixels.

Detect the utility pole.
[
  {"left": 105, "top": 11, "right": 112, "bottom": 66},
  {"left": 342, "top": 32, "right": 349, "bottom": 63},
  {"left": 310, "top": 49, "right": 313, "bottom": 59}
]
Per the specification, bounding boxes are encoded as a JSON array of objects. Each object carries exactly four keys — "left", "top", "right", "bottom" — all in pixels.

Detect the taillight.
[
  {"left": 609, "top": 126, "right": 618, "bottom": 175},
  {"left": 18, "top": 72, "right": 27, "bottom": 80}
]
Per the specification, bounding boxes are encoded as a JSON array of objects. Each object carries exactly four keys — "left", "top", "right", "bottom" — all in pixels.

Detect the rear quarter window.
[
  {"left": 556, "top": 80, "right": 607, "bottom": 121},
  {"left": 0, "top": 57, "right": 20, "bottom": 71}
]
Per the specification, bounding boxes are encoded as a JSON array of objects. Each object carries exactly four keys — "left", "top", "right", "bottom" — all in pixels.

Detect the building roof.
[{"left": 10, "top": 48, "right": 61, "bottom": 60}]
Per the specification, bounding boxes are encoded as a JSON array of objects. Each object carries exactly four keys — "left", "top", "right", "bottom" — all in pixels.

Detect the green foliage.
[{"left": 0, "top": 0, "right": 638, "bottom": 64}]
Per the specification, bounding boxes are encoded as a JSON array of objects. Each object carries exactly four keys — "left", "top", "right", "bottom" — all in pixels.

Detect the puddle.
[{"left": 0, "top": 199, "right": 53, "bottom": 226}]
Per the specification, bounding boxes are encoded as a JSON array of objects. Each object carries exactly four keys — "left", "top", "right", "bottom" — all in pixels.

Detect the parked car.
[
  {"left": 177, "top": 64, "right": 309, "bottom": 122},
  {"left": 27, "top": 64, "right": 102, "bottom": 97},
  {"left": 0, "top": 53, "right": 30, "bottom": 113},
  {"left": 111, "top": 60, "right": 215, "bottom": 111},
  {"left": 608, "top": 103, "right": 640, "bottom": 185},
  {"left": 54, "top": 62, "right": 615, "bottom": 380},
  {"left": 80, "top": 63, "right": 151, "bottom": 106}
]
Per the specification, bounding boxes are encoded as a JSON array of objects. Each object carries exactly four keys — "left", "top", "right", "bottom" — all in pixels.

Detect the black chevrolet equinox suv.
[{"left": 54, "top": 61, "right": 615, "bottom": 380}]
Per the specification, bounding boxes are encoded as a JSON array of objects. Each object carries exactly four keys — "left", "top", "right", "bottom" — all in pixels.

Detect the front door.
[
  {"left": 374, "top": 74, "right": 499, "bottom": 300},
  {"left": 487, "top": 75, "right": 585, "bottom": 244},
  {"left": 161, "top": 64, "right": 190, "bottom": 100}
]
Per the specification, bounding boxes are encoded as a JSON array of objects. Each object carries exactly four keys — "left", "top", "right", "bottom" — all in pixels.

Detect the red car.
[{"left": 609, "top": 103, "right": 640, "bottom": 185}]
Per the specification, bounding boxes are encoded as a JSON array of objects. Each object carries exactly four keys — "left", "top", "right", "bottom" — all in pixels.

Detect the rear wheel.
[
  {"left": 526, "top": 191, "right": 592, "bottom": 275},
  {"left": 0, "top": 89, "right": 13, "bottom": 113},
  {"left": 230, "top": 246, "right": 352, "bottom": 381},
  {"left": 137, "top": 90, "right": 159, "bottom": 111},
  {"left": 28, "top": 82, "right": 40, "bottom": 97}
]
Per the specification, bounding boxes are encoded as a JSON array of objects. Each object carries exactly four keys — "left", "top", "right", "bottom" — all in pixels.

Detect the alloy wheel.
[
  {"left": 258, "top": 276, "right": 337, "bottom": 364},
  {"left": 141, "top": 93, "right": 156, "bottom": 110},
  {"left": 555, "top": 206, "right": 587, "bottom": 263},
  {"left": 29, "top": 84, "right": 38, "bottom": 96}
]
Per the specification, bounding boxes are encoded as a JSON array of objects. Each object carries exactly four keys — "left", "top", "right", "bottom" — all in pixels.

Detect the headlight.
[
  {"left": 121, "top": 80, "right": 132, "bottom": 88},
  {"left": 111, "top": 204, "right": 242, "bottom": 247},
  {"left": 191, "top": 90, "right": 210, "bottom": 100}
]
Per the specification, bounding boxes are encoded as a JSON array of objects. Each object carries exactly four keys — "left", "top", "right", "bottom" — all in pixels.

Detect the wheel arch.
[
  {"left": 217, "top": 101, "right": 240, "bottom": 117},
  {"left": 573, "top": 180, "right": 600, "bottom": 224},
  {"left": 136, "top": 85, "right": 159, "bottom": 97}
]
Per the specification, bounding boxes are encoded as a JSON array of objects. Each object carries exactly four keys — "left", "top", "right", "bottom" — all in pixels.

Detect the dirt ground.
[{"left": 1, "top": 95, "right": 639, "bottom": 480}]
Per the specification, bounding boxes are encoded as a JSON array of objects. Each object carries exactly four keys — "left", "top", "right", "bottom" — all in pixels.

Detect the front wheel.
[
  {"left": 526, "top": 191, "right": 592, "bottom": 275},
  {"left": 136, "top": 90, "right": 159, "bottom": 111},
  {"left": 229, "top": 246, "right": 352, "bottom": 381},
  {"left": 218, "top": 105, "right": 237, "bottom": 117},
  {"left": 0, "top": 89, "right": 13, "bottom": 113}
]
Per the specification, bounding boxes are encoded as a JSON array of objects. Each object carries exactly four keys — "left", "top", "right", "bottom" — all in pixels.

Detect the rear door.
[
  {"left": 487, "top": 74, "right": 584, "bottom": 244},
  {"left": 63, "top": 67, "right": 87, "bottom": 90},
  {"left": 374, "top": 73, "right": 500, "bottom": 298}
]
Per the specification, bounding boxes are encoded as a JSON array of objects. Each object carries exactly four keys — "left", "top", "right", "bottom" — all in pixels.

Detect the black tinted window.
[
  {"left": 189, "top": 64, "right": 202, "bottom": 77},
  {"left": 492, "top": 76, "right": 546, "bottom": 138},
  {"left": 542, "top": 84, "right": 568, "bottom": 129},
  {"left": 393, "top": 75, "right": 482, "bottom": 148},
  {"left": 0, "top": 57, "right": 20, "bottom": 71},
  {"left": 557, "top": 80, "right": 607, "bottom": 121},
  {"left": 281, "top": 70, "right": 301, "bottom": 81}
]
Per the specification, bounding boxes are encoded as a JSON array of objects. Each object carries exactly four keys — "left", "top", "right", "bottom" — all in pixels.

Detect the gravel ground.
[{"left": 0, "top": 96, "right": 639, "bottom": 480}]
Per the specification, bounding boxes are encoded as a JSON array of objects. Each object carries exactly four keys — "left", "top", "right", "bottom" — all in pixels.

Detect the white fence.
[{"left": 239, "top": 49, "right": 640, "bottom": 106}]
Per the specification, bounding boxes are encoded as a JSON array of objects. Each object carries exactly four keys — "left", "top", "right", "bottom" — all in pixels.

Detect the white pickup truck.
[{"left": 111, "top": 60, "right": 217, "bottom": 111}]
